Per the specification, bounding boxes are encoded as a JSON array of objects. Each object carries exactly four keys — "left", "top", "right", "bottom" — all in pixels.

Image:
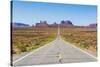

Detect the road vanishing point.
[{"left": 13, "top": 27, "right": 97, "bottom": 66}]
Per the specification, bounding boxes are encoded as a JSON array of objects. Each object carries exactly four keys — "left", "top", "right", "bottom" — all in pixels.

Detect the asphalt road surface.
[{"left": 13, "top": 28, "right": 97, "bottom": 66}]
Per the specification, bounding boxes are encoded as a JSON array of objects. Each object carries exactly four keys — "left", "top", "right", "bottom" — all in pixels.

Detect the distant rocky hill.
[
  {"left": 35, "top": 21, "right": 49, "bottom": 28},
  {"left": 35, "top": 20, "right": 73, "bottom": 28},
  {"left": 12, "top": 21, "right": 97, "bottom": 28},
  {"left": 50, "top": 22, "right": 58, "bottom": 27},
  {"left": 12, "top": 22, "right": 30, "bottom": 27},
  {"left": 88, "top": 23, "right": 97, "bottom": 28},
  {"left": 60, "top": 20, "right": 73, "bottom": 27}
]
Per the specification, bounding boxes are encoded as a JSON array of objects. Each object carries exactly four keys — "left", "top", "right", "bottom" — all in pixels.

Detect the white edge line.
[
  {"left": 13, "top": 37, "right": 97, "bottom": 64},
  {"left": 13, "top": 39, "right": 56, "bottom": 64},
  {"left": 61, "top": 38, "right": 97, "bottom": 60}
]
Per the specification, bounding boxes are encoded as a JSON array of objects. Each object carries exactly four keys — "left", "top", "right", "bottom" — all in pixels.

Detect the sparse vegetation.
[
  {"left": 60, "top": 27, "right": 97, "bottom": 54},
  {"left": 12, "top": 27, "right": 57, "bottom": 54},
  {"left": 12, "top": 27, "right": 97, "bottom": 55}
]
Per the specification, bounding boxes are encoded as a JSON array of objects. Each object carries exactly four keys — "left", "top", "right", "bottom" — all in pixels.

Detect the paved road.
[
  {"left": 13, "top": 27, "right": 97, "bottom": 66},
  {"left": 13, "top": 35, "right": 97, "bottom": 66}
]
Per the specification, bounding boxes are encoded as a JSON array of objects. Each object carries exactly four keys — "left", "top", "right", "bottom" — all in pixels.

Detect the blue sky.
[{"left": 12, "top": 1, "right": 97, "bottom": 26}]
